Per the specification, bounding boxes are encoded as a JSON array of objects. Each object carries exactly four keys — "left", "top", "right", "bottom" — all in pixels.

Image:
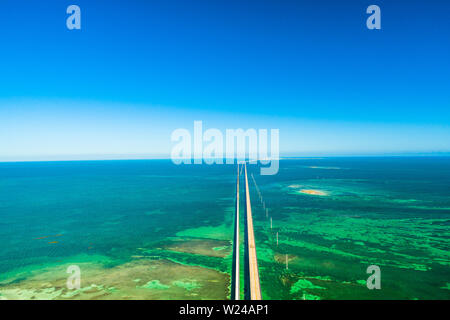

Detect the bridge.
[
  {"left": 231, "top": 164, "right": 240, "bottom": 300},
  {"left": 231, "top": 162, "right": 262, "bottom": 300}
]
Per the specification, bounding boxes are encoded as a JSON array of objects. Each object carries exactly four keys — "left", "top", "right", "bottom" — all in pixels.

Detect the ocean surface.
[{"left": 0, "top": 158, "right": 448, "bottom": 299}]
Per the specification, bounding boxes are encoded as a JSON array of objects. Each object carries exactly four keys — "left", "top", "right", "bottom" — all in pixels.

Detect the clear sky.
[{"left": 0, "top": 0, "right": 449, "bottom": 160}]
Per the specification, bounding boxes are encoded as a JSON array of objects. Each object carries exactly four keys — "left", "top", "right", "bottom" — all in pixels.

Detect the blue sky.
[{"left": 0, "top": 0, "right": 449, "bottom": 160}]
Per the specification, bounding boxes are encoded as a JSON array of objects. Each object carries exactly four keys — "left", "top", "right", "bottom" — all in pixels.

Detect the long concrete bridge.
[
  {"left": 231, "top": 164, "right": 240, "bottom": 300},
  {"left": 231, "top": 162, "right": 262, "bottom": 300}
]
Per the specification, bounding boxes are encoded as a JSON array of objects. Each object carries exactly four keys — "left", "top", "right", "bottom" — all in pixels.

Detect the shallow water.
[{"left": 0, "top": 158, "right": 448, "bottom": 299}]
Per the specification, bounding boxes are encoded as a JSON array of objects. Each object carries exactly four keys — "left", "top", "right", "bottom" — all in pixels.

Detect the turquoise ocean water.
[{"left": 0, "top": 158, "right": 448, "bottom": 299}]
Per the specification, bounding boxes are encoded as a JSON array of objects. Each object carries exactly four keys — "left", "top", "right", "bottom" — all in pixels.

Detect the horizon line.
[{"left": 1, "top": 153, "right": 450, "bottom": 163}]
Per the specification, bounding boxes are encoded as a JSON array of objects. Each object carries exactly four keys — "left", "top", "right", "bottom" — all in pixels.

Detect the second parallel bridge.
[{"left": 244, "top": 163, "right": 262, "bottom": 300}]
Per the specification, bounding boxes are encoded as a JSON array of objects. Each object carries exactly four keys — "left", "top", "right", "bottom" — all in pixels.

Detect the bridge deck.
[
  {"left": 244, "top": 163, "right": 262, "bottom": 300},
  {"left": 231, "top": 164, "right": 240, "bottom": 300}
]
